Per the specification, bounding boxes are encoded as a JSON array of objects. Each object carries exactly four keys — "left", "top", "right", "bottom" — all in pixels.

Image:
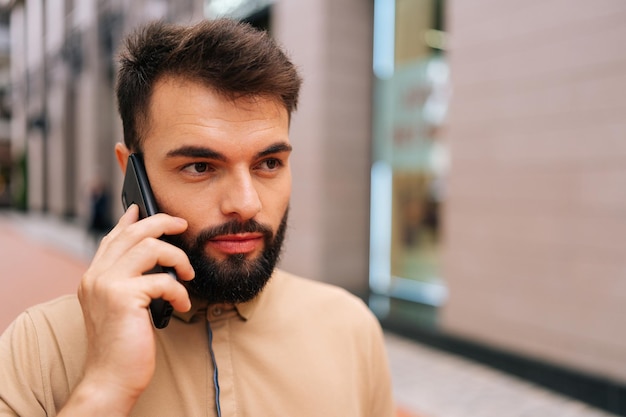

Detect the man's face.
[{"left": 134, "top": 77, "right": 292, "bottom": 304}]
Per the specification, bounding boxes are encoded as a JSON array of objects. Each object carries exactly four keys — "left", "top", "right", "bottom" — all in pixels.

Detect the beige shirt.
[{"left": 0, "top": 270, "right": 394, "bottom": 416}]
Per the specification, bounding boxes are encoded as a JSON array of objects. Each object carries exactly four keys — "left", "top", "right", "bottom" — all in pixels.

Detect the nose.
[{"left": 219, "top": 170, "right": 262, "bottom": 221}]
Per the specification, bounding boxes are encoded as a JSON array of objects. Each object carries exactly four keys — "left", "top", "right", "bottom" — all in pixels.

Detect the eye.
[
  {"left": 182, "top": 162, "right": 213, "bottom": 175},
  {"left": 192, "top": 162, "right": 208, "bottom": 173},
  {"left": 263, "top": 159, "right": 281, "bottom": 170}
]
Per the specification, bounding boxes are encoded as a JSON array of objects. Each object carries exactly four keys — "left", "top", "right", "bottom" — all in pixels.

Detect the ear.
[{"left": 115, "top": 142, "right": 131, "bottom": 174}]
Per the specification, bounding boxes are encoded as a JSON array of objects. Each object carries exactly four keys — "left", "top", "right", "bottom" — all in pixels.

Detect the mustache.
[{"left": 193, "top": 219, "right": 274, "bottom": 245}]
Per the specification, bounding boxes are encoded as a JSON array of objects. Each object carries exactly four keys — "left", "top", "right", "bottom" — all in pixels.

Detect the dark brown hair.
[{"left": 116, "top": 19, "right": 302, "bottom": 151}]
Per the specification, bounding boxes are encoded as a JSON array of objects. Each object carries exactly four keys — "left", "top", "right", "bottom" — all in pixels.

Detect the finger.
[
  {"left": 121, "top": 203, "right": 140, "bottom": 224},
  {"left": 79, "top": 267, "right": 192, "bottom": 319},
  {"left": 117, "top": 237, "right": 195, "bottom": 282},
  {"left": 135, "top": 273, "right": 192, "bottom": 313},
  {"left": 91, "top": 205, "right": 140, "bottom": 262},
  {"left": 129, "top": 213, "right": 188, "bottom": 240},
  {"left": 94, "top": 213, "right": 189, "bottom": 269}
]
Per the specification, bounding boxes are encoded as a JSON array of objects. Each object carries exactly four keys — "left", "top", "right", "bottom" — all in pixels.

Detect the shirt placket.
[{"left": 206, "top": 305, "right": 239, "bottom": 416}]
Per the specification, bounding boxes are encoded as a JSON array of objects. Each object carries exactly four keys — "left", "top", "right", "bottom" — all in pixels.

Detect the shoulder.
[
  {"left": 1, "top": 295, "right": 86, "bottom": 371},
  {"left": 267, "top": 269, "right": 381, "bottom": 331},
  {"left": 1, "top": 294, "right": 86, "bottom": 360},
  {"left": 267, "top": 271, "right": 391, "bottom": 378},
  {"left": 25, "top": 294, "right": 83, "bottom": 322},
  {"left": 2, "top": 295, "right": 83, "bottom": 337},
  {"left": 273, "top": 269, "right": 369, "bottom": 309},
  {"left": 0, "top": 295, "right": 86, "bottom": 413},
  {"left": 14, "top": 294, "right": 85, "bottom": 341}
]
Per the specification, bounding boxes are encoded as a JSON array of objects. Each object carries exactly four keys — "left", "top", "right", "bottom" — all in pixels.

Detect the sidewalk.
[
  {"left": 386, "top": 332, "right": 618, "bottom": 417},
  {"left": 0, "top": 210, "right": 619, "bottom": 417},
  {"left": 0, "top": 210, "right": 91, "bottom": 332}
]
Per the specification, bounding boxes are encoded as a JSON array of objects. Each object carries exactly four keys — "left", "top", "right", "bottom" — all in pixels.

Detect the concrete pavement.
[
  {"left": 0, "top": 210, "right": 89, "bottom": 332},
  {"left": 0, "top": 210, "right": 619, "bottom": 417},
  {"left": 386, "top": 331, "right": 618, "bottom": 417}
]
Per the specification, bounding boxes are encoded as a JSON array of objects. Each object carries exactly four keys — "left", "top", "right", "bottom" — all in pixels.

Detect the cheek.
[
  {"left": 146, "top": 171, "right": 181, "bottom": 213},
  {"left": 260, "top": 179, "right": 291, "bottom": 213},
  {"left": 152, "top": 187, "right": 185, "bottom": 217},
  {"left": 152, "top": 186, "right": 208, "bottom": 236},
  {"left": 163, "top": 194, "right": 206, "bottom": 223},
  {"left": 150, "top": 171, "right": 207, "bottom": 216}
]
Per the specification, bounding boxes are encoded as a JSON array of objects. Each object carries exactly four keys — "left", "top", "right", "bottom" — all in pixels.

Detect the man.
[{"left": 0, "top": 19, "right": 394, "bottom": 416}]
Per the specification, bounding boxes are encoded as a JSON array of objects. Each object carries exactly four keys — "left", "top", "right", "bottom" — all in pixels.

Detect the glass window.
[{"left": 370, "top": 0, "right": 449, "bottom": 328}]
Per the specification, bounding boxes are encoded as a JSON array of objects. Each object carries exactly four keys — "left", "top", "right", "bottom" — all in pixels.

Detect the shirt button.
[{"left": 212, "top": 307, "right": 222, "bottom": 316}]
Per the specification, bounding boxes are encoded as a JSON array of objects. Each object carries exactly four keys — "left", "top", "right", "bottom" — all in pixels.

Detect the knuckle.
[
  {"left": 125, "top": 222, "right": 147, "bottom": 241},
  {"left": 137, "top": 236, "right": 162, "bottom": 253}
]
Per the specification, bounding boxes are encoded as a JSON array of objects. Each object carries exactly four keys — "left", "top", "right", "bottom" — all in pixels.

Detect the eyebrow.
[
  {"left": 165, "top": 142, "right": 293, "bottom": 161},
  {"left": 256, "top": 142, "right": 293, "bottom": 158},
  {"left": 166, "top": 146, "right": 226, "bottom": 161}
]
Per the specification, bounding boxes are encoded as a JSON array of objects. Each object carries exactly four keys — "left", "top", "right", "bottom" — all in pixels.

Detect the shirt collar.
[
  {"left": 173, "top": 296, "right": 208, "bottom": 323},
  {"left": 173, "top": 271, "right": 275, "bottom": 323}
]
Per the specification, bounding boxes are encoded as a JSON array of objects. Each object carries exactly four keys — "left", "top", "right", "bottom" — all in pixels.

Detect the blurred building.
[
  {"left": 0, "top": 8, "right": 9, "bottom": 207},
  {"left": 2, "top": 0, "right": 625, "bottom": 414}
]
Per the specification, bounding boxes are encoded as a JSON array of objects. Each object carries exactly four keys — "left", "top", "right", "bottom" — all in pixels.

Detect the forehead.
[
  {"left": 148, "top": 76, "right": 286, "bottom": 119},
  {"left": 143, "top": 77, "right": 290, "bottom": 153}
]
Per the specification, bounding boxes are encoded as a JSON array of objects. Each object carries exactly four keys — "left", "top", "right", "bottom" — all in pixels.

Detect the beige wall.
[
  {"left": 441, "top": 0, "right": 626, "bottom": 382},
  {"left": 272, "top": 0, "right": 373, "bottom": 294}
]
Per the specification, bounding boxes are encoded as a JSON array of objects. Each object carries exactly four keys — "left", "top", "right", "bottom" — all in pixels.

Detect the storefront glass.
[{"left": 370, "top": 0, "right": 449, "bottom": 328}]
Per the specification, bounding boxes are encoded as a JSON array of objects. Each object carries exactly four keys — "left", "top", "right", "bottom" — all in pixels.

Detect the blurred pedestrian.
[
  {"left": 0, "top": 19, "right": 394, "bottom": 417},
  {"left": 87, "top": 178, "right": 113, "bottom": 244}
]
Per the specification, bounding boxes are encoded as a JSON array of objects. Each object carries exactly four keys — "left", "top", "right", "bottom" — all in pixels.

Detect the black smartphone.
[{"left": 121, "top": 153, "right": 176, "bottom": 329}]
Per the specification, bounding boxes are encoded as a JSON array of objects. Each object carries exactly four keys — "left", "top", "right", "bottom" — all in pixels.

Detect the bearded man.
[{"left": 0, "top": 19, "right": 394, "bottom": 417}]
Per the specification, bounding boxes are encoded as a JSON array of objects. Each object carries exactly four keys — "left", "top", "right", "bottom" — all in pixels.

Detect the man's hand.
[{"left": 59, "top": 205, "right": 195, "bottom": 416}]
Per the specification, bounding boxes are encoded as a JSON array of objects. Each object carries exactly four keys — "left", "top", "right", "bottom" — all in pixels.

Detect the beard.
[{"left": 166, "top": 209, "right": 288, "bottom": 304}]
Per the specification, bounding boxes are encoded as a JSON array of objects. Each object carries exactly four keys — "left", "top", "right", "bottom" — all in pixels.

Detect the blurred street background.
[{"left": 0, "top": 0, "right": 625, "bottom": 416}]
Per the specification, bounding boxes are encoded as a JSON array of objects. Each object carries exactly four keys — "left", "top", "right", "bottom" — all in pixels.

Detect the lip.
[{"left": 207, "top": 233, "right": 264, "bottom": 255}]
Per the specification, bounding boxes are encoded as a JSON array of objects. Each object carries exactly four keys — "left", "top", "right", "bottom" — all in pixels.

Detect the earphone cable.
[{"left": 207, "top": 321, "right": 222, "bottom": 417}]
